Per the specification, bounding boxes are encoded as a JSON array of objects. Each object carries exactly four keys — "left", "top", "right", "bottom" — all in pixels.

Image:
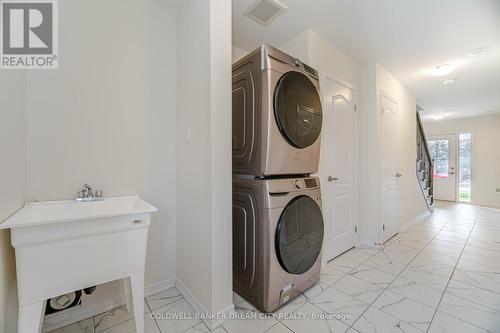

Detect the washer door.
[
  {"left": 274, "top": 72, "right": 323, "bottom": 149},
  {"left": 275, "top": 195, "right": 324, "bottom": 275}
]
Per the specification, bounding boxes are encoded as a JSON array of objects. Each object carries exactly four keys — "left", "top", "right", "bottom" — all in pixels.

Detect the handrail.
[
  {"left": 416, "top": 111, "right": 433, "bottom": 172},
  {"left": 416, "top": 110, "right": 434, "bottom": 211}
]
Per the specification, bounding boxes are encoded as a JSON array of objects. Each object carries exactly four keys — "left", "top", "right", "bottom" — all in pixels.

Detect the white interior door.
[
  {"left": 428, "top": 134, "right": 457, "bottom": 201},
  {"left": 320, "top": 75, "right": 357, "bottom": 261},
  {"left": 380, "top": 92, "right": 400, "bottom": 243}
]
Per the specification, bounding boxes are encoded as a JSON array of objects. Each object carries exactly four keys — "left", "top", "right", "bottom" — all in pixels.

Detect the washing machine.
[
  {"left": 232, "top": 44, "right": 323, "bottom": 177},
  {"left": 232, "top": 176, "right": 323, "bottom": 312}
]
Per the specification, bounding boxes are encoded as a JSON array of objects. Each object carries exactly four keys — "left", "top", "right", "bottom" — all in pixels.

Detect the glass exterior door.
[{"left": 428, "top": 135, "right": 457, "bottom": 201}]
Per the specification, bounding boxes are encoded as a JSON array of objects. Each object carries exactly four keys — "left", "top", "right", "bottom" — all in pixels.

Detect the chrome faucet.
[{"left": 76, "top": 184, "right": 103, "bottom": 202}]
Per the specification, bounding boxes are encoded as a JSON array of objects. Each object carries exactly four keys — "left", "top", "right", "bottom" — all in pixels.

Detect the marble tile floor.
[{"left": 50, "top": 201, "right": 500, "bottom": 333}]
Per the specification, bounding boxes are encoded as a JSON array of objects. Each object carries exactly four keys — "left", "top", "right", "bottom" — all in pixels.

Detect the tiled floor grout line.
[
  {"left": 147, "top": 299, "right": 165, "bottom": 333},
  {"left": 424, "top": 210, "right": 483, "bottom": 333},
  {"left": 279, "top": 249, "right": 383, "bottom": 333},
  {"left": 290, "top": 215, "right": 447, "bottom": 333},
  {"left": 346, "top": 210, "right": 458, "bottom": 332}
]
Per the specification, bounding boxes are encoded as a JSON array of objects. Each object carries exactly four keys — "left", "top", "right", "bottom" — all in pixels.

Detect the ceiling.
[{"left": 233, "top": 0, "right": 500, "bottom": 120}]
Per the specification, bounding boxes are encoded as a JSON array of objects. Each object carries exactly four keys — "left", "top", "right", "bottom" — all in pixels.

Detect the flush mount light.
[
  {"left": 470, "top": 48, "right": 487, "bottom": 55},
  {"left": 430, "top": 113, "right": 447, "bottom": 120},
  {"left": 443, "top": 78, "right": 455, "bottom": 86},
  {"left": 430, "top": 63, "right": 456, "bottom": 77}
]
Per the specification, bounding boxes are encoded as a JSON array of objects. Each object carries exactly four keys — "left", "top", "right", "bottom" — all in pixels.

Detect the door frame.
[
  {"left": 318, "top": 72, "right": 359, "bottom": 262},
  {"left": 379, "top": 90, "right": 400, "bottom": 244},
  {"left": 428, "top": 131, "right": 473, "bottom": 203}
]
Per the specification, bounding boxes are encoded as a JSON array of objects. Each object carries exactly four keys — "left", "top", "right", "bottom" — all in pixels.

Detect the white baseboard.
[
  {"left": 42, "top": 277, "right": 176, "bottom": 332},
  {"left": 175, "top": 277, "right": 233, "bottom": 330},
  {"left": 145, "top": 278, "right": 176, "bottom": 298},
  {"left": 401, "top": 211, "right": 430, "bottom": 232}
]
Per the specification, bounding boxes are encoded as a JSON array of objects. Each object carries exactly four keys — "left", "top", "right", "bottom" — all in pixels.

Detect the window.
[
  {"left": 428, "top": 139, "right": 449, "bottom": 179},
  {"left": 458, "top": 133, "right": 472, "bottom": 202}
]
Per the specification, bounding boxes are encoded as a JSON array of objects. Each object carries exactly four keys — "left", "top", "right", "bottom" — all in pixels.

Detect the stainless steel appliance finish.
[
  {"left": 232, "top": 44, "right": 323, "bottom": 177},
  {"left": 232, "top": 176, "right": 323, "bottom": 312}
]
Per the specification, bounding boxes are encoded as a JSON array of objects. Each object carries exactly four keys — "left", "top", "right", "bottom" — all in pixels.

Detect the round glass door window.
[
  {"left": 275, "top": 195, "right": 324, "bottom": 275},
  {"left": 274, "top": 72, "right": 323, "bottom": 149}
]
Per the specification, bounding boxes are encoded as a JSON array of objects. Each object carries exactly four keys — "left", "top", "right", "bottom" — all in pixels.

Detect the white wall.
[
  {"left": 424, "top": 114, "right": 500, "bottom": 208},
  {"left": 23, "top": 0, "right": 178, "bottom": 323},
  {"left": 2, "top": 0, "right": 232, "bottom": 329},
  {"left": 232, "top": 46, "right": 248, "bottom": 63},
  {"left": 209, "top": 0, "right": 233, "bottom": 315},
  {"left": 359, "top": 63, "right": 428, "bottom": 245},
  {"left": 359, "top": 63, "right": 380, "bottom": 245},
  {"left": 177, "top": 0, "right": 232, "bottom": 319},
  {"left": 0, "top": 71, "right": 27, "bottom": 333},
  {"left": 280, "top": 29, "right": 359, "bottom": 86}
]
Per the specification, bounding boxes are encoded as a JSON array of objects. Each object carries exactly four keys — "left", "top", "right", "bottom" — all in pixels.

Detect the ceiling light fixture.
[
  {"left": 443, "top": 78, "right": 455, "bottom": 86},
  {"left": 470, "top": 48, "right": 487, "bottom": 55},
  {"left": 430, "top": 63, "right": 456, "bottom": 77},
  {"left": 429, "top": 113, "right": 448, "bottom": 120}
]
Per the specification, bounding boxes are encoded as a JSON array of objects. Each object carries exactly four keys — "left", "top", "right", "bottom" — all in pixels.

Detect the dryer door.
[
  {"left": 275, "top": 195, "right": 324, "bottom": 275},
  {"left": 274, "top": 72, "right": 323, "bottom": 149}
]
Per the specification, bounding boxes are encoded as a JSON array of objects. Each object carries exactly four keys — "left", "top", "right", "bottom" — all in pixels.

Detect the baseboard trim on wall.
[
  {"left": 145, "top": 278, "right": 176, "bottom": 297},
  {"left": 174, "top": 277, "right": 233, "bottom": 330},
  {"left": 42, "top": 277, "right": 176, "bottom": 332},
  {"left": 401, "top": 211, "right": 430, "bottom": 232}
]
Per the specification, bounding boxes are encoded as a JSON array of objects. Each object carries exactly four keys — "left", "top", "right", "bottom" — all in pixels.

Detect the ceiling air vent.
[{"left": 243, "top": 0, "right": 287, "bottom": 26}]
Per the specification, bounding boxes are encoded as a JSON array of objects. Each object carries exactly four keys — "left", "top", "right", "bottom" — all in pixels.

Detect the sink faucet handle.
[{"left": 80, "top": 184, "right": 93, "bottom": 197}]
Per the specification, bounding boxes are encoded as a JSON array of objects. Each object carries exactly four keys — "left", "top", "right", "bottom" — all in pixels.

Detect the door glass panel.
[
  {"left": 274, "top": 72, "right": 323, "bottom": 149},
  {"left": 428, "top": 139, "right": 449, "bottom": 179},
  {"left": 275, "top": 196, "right": 324, "bottom": 275},
  {"left": 459, "top": 133, "right": 472, "bottom": 202}
]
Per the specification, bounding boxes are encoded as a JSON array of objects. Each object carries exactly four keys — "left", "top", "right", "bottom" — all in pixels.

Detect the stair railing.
[{"left": 416, "top": 110, "right": 434, "bottom": 211}]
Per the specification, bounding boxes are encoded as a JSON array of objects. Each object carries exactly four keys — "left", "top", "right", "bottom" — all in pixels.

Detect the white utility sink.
[
  {"left": 1, "top": 196, "right": 157, "bottom": 333},
  {"left": 1, "top": 195, "right": 157, "bottom": 228}
]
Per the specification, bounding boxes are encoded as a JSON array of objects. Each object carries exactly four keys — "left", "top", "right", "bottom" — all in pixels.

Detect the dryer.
[
  {"left": 232, "top": 176, "right": 323, "bottom": 312},
  {"left": 232, "top": 45, "right": 323, "bottom": 177}
]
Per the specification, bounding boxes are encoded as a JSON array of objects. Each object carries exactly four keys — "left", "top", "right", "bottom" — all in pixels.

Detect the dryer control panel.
[
  {"left": 262, "top": 44, "right": 319, "bottom": 79},
  {"left": 268, "top": 177, "right": 320, "bottom": 194}
]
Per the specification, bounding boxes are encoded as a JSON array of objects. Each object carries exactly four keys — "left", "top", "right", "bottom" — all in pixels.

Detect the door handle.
[
  {"left": 396, "top": 173, "right": 402, "bottom": 178},
  {"left": 328, "top": 176, "right": 339, "bottom": 182}
]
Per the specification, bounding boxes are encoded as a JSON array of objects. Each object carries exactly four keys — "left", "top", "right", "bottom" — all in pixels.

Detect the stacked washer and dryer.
[{"left": 232, "top": 45, "right": 324, "bottom": 312}]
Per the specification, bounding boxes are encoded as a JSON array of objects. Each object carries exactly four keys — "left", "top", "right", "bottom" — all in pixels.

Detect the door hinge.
[
  {"left": 354, "top": 104, "right": 357, "bottom": 112},
  {"left": 354, "top": 226, "right": 358, "bottom": 233},
  {"left": 382, "top": 224, "right": 386, "bottom": 231}
]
